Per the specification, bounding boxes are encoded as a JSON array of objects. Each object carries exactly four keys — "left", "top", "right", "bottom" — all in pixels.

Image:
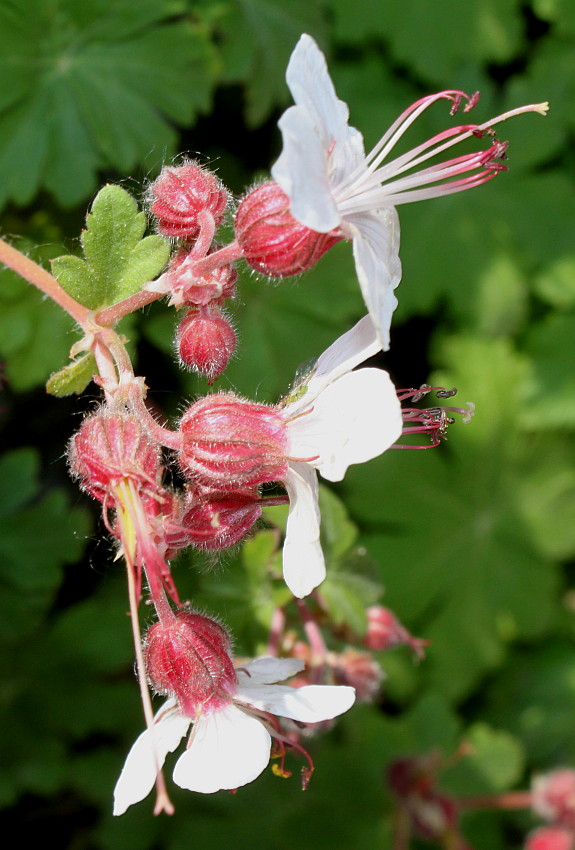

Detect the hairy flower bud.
[
  {"left": 180, "top": 393, "right": 289, "bottom": 489},
  {"left": 525, "top": 828, "right": 575, "bottom": 850},
  {"left": 150, "top": 162, "right": 229, "bottom": 238},
  {"left": 144, "top": 612, "right": 237, "bottom": 716},
  {"left": 364, "top": 606, "right": 428, "bottom": 659},
  {"left": 177, "top": 305, "right": 237, "bottom": 382},
  {"left": 181, "top": 487, "right": 261, "bottom": 549},
  {"left": 533, "top": 771, "right": 575, "bottom": 830},
  {"left": 69, "top": 411, "right": 160, "bottom": 503},
  {"left": 331, "top": 649, "right": 383, "bottom": 703},
  {"left": 235, "top": 182, "right": 342, "bottom": 277}
]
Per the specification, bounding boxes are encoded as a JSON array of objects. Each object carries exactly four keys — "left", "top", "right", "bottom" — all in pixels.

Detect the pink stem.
[
  {"left": 125, "top": 551, "right": 175, "bottom": 815},
  {"left": 190, "top": 240, "right": 244, "bottom": 277},
  {"left": 96, "top": 289, "right": 164, "bottom": 326},
  {"left": 0, "top": 237, "right": 90, "bottom": 327},
  {"left": 267, "top": 606, "right": 286, "bottom": 656},
  {"left": 295, "top": 598, "right": 327, "bottom": 664},
  {"left": 458, "top": 790, "right": 532, "bottom": 811}
]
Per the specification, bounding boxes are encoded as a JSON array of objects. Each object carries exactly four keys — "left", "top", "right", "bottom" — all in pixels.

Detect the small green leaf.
[
  {"left": 442, "top": 723, "right": 525, "bottom": 795},
  {"left": 52, "top": 184, "right": 170, "bottom": 310},
  {"left": 46, "top": 351, "right": 97, "bottom": 396}
]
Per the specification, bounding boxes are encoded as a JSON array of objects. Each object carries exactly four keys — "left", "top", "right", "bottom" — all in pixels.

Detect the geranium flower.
[
  {"left": 113, "top": 655, "right": 355, "bottom": 814},
  {"left": 280, "top": 314, "right": 402, "bottom": 596},
  {"left": 178, "top": 315, "right": 403, "bottom": 597},
  {"left": 271, "top": 34, "right": 548, "bottom": 349}
]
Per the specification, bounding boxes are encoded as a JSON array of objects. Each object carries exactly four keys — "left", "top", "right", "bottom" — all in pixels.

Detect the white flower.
[
  {"left": 272, "top": 34, "right": 548, "bottom": 350},
  {"left": 280, "top": 315, "right": 403, "bottom": 598},
  {"left": 113, "top": 656, "right": 355, "bottom": 814}
]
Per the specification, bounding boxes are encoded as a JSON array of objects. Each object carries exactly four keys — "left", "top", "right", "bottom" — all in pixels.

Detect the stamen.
[{"left": 393, "top": 387, "right": 474, "bottom": 449}]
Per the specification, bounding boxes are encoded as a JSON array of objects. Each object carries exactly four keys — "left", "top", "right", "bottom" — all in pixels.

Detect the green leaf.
[
  {"left": 333, "top": 0, "right": 523, "bottom": 85},
  {"left": 0, "top": 449, "right": 91, "bottom": 641},
  {"left": 0, "top": 242, "right": 78, "bottom": 391},
  {"left": 217, "top": 0, "right": 327, "bottom": 126},
  {"left": 0, "top": 0, "right": 216, "bottom": 207},
  {"left": 521, "top": 313, "right": 575, "bottom": 429},
  {"left": 52, "top": 184, "right": 170, "bottom": 310},
  {"left": 46, "top": 351, "right": 97, "bottom": 396},
  {"left": 442, "top": 723, "right": 525, "bottom": 795},
  {"left": 345, "top": 336, "right": 560, "bottom": 699}
]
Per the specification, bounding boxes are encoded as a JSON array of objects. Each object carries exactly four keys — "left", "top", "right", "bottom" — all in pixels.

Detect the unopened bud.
[
  {"left": 525, "top": 827, "right": 575, "bottom": 850},
  {"left": 235, "top": 182, "right": 342, "bottom": 277},
  {"left": 182, "top": 487, "right": 261, "bottom": 549},
  {"left": 150, "top": 162, "right": 229, "bottom": 238},
  {"left": 177, "top": 305, "right": 236, "bottom": 382},
  {"left": 331, "top": 649, "right": 383, "bottom": 702},
  {"left": 69, "top": 411, "right": 160, "bottom": 503},
  {"left": 180, "top": 393, "right": 289, "bottom": 489},
  {"left": 365, "top": 606, "right": 428, "bottom": 660},
  {"left": 533, "top": 770, "right": 575, "bottom": 830},
  {"left": 144, "top": 611, "right": 237, "bottom": 716}
]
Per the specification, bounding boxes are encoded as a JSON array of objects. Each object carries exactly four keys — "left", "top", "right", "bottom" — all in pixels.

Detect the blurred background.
[{"left": 0, "top": 0, "right": 574, "bottom": 847}]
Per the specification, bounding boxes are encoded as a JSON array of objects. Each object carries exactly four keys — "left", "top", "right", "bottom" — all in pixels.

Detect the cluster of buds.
[
  {"left": 526, "top": 771, "right": 575, "bottom": 849},
  {"left": 148, "top": 161, "right": 237, "bottom": 381}
]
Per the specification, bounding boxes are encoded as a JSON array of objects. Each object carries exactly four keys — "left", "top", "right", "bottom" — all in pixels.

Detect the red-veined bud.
[
  {"left": 150, "top": 162, "right": 229, "bottom": 238},
  {"left": 68, "top": 411, "right": 160, "bottom": 504},
  {"left": 179, "top": 393, "right": 289, "bottom": 489},
  {"left": 144, "top": 611, "right": 237, "bottom": 716},
  {"left": 181, "top": 486, "right": 261, "bottom": 550},
  {"left": 235, "top": 182, "right": 342, "bottom": 277},
  {"left": 177, "top": 305, "right": 237, "bottom": 382}
]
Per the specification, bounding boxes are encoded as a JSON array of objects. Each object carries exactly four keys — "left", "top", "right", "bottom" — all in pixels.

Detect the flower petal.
[
  {"left": 282, "top": 463, "right": 326, "bottom": 597},
  {"left": 348, "top": 208, "right": 402, "bottom": 351},
  {"left": 285, "top": 315, "right": 381, "bottom": 415},
  {"left": 236, "top": 682, "right": 356, "bottom": 723},
  {"left": 237, "top": 655, "right": 306, "bottom": 685},
  {"left": 288, "top": 368, "right": 403, "bottom": 482},
  {"left": 172, "top": 705, "right": 271, "bottom": 794},
  {"left": 272, "top": 34, "right": 366, "bottom": 232},
  {"left": 113, "top": 701, "right": 190, "bottom": 816}
]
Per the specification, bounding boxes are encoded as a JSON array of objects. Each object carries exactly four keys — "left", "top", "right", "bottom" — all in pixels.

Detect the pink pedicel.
[
  {"left": 179, "top": 393, "right": 289, "bottom": 490},
  {"left": 177, "top": 305, "right": 237, "bottom": 382},
  {"left": 150, "top": 162, "right": 229, "bottom": 239},
  {"left": 144, "top": 612, "right": 238, "bottom": 717},
  {"left": 234, "top": 182, "right": 342, "bottom": 277},
  {"left": 69, "top": 411, "right": 160, "bottom": 504}
]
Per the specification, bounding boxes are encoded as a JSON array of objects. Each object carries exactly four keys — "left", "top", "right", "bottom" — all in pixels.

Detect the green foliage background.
[{"left": 0, "top": 1, "right": 574, "bottom": 847}]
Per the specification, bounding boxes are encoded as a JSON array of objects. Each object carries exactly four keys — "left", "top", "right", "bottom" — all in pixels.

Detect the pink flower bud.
[
  {"left": 525, "top": 827, "right": 575, "bottom": 850},
  {"left": 234, "top": 182, "right": 342, "bottom": 277},
  {"left": 181, "top": 488, "right": 261, "bottom": 549},
  {"left": 364, "top": 606, "right": 429, "bottom": 659},
  {"left": 163, "top": 245, "right": 237, "bottom": 307},
  {"left": 144, "top": 611, "right": 237, "bottom": 716},
  {"left": 533, "top": 771, "right": 575, "bottom": 829},
  {"left": 177, "top": 305, "right": 237, "bottom": 382},
  {"left": 331, "top": 648, "right": 383, "bottom": 702},
  {"left": 150, "top": 162, "right": 229, "bottom": 238},
  {"left": 69, "top": 411, "right": 160, "bottom": 504},
  {"left": 180, "top": 393, "right": 289, "bottom": 489}
]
